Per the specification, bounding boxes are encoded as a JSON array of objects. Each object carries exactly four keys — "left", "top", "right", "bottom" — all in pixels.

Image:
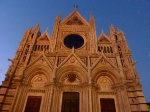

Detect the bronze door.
[
  {"left": 100, "top": 98, "right": 116, "bottom": 112},
  {"left": 61, "top": 92, "right": 79, "bottom": 112},
  {"left": 24, "top": 96, "right": 42, "bottom": 112}
]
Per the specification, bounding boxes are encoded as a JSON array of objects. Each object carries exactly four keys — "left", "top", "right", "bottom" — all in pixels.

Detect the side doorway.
[
  {"left": 24, "top": 96, "right": 42, "bottom": 112},
  {"left": 100, "top": 98, "right": 116, "bottom": 112}
]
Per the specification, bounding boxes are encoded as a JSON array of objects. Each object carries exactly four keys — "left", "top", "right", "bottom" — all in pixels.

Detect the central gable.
[
  {"left": 60, "top": 10, "right": 90, "bottom": 26},
  {"left": 66, "top": 15, "right": 84, "bottom": 25}
]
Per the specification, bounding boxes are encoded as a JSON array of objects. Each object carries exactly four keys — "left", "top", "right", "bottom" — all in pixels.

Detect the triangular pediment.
[
  {"left": 60, "top": 10, "right": 90, "bottom": 26},
  {"left": 57, "top": 52, "right": 87, "bottom": 71},
  {"left": 65, "top": 15, "right": 84, "bottom": 25},
  {"left": 26, "top": 54, "right": 53, "bottom": 69},
  {"left": 91, "top": 54, "right": 119, "bottom": 71},
  {"left": 37, "top": 30, "right": 51, "bottom": 42},
  {"left": 98, "top": 31, "right": 111, "bottom": 43}
]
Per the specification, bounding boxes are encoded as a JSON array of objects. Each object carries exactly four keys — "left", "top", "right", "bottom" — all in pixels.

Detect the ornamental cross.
[{"left": 73, "top": 5, "right": 78, "bottom": 10}]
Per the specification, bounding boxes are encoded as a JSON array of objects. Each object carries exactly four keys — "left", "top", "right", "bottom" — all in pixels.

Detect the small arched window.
[
  {"left": 103, "top": 47, "right": 106, "bottom": 53},
  {"left": 98, "top": 46, "right": 101, "bottom": 52}
]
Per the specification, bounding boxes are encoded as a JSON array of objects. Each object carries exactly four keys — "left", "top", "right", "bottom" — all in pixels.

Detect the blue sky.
[{"left": 0, "top": 1, "right": 150, "bottom": 102}]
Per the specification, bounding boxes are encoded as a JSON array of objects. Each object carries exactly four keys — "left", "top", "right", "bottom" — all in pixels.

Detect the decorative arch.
[
  {"left": 23, "top": 65, "right": 52, "bottom": 85},
  {"left": 92, "top": 66, "right": 122, "bottom": 85},
  {"left": 56, "top": 65, "right": 88, "bottom": 85}
]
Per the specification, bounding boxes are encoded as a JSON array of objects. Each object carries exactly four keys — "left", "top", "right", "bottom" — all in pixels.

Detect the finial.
[
  {"left": 101, "top": 29, "right": 104, "bottom": 33},
  {"left": 110, "top": 24, "right": 116, "bottom": 32},
  {"left": 73, "top": 5, "right": 78, "bottom": 11},
  {"left": 34, "top": 24, "right": 40, "bottom": 30},
  {"left": 90, "top": 13, "right": 93, "bottom": 19},
  {"left": 57, "top": 13, "right": 61, "bottom": 19},
  {"left": 46, "top": 28, "right": 48, "bottom": 32}
]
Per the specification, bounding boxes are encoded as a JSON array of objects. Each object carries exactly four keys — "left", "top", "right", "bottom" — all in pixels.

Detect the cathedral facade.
[{"left": 0, "top": 9, "right": 149, "bottom": 112}]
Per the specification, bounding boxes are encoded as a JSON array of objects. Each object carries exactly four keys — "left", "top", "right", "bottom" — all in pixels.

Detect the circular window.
[{"left": 64, "top": 34, "right": 84, "bottom": 49}]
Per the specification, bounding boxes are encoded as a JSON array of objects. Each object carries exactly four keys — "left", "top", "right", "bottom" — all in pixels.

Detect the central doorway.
[
  {"left": 100, "top": 98, "right": 116, "bottom": 112},
  {"left": 61, "top": 92, "right": 79, "bottom": 112}
]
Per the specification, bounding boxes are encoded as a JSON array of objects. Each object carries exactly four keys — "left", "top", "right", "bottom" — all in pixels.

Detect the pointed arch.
[
  {"left": 92, "top": 66, "right": 122, "bottom": 85},
  {"left": 24, "top": 65, "right": 52, "bottom": 85},
  {"left": 56, "top": 65, "right": 88, "bottom": 85}
]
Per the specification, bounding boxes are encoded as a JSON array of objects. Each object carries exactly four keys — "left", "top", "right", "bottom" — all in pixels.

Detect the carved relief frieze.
[
  {"left": 29, "top": 89, "right": 45, "bottom": 93},
  {"left": 98, "top": 92, "right": 116, "bottom": 95},
  {"left": 61, "top": 85, "right": 81, "bottom": 92},
  {"left": 59, "top": 27, "right": 88, "bottom": 32}
]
